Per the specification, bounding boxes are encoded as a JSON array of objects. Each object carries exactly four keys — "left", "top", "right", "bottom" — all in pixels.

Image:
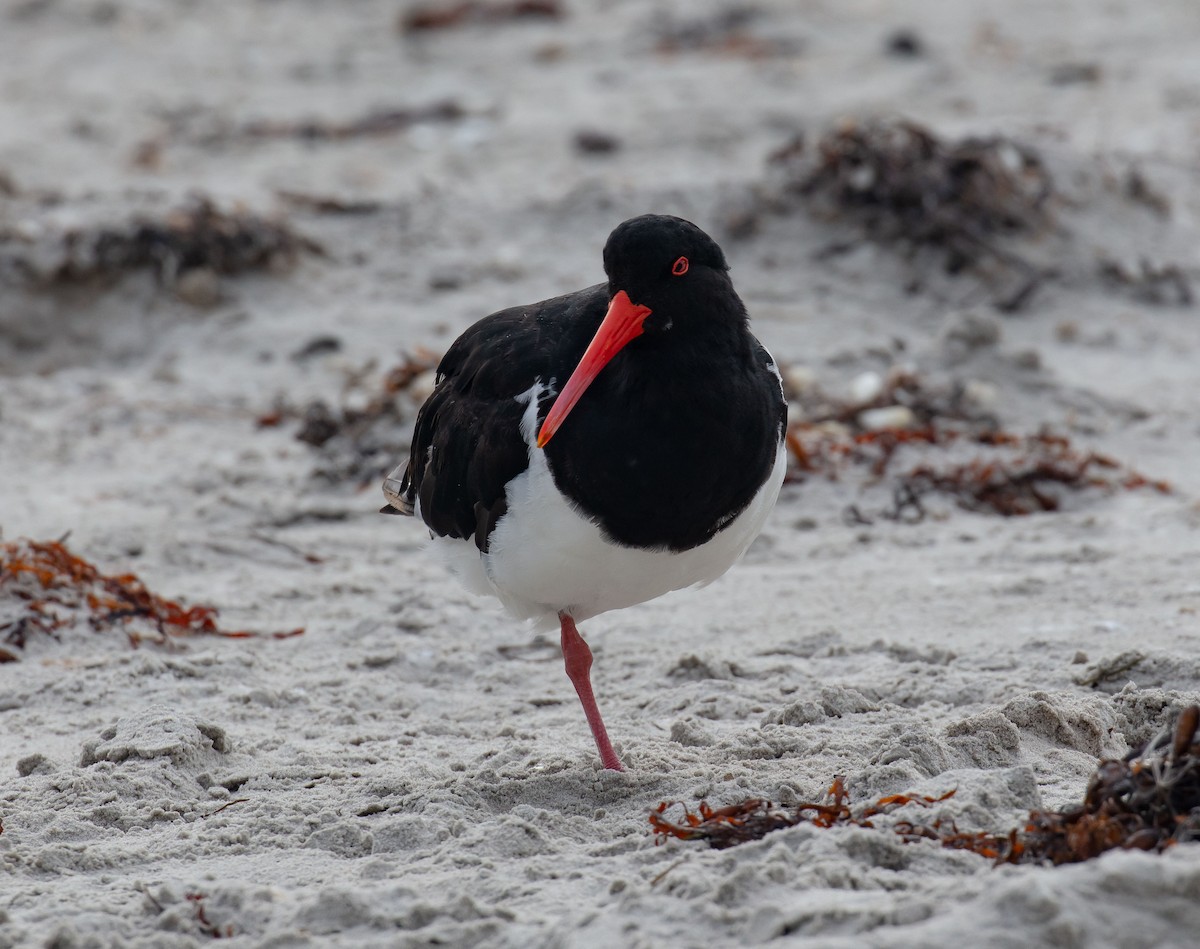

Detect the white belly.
[{"left": 423, "top": 383, "right": 786, "bottom": 630}]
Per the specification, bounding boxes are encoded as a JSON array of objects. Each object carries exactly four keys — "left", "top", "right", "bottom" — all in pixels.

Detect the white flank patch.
[{"left": 429, "top": 381, "right": 786, "bottom": 630}]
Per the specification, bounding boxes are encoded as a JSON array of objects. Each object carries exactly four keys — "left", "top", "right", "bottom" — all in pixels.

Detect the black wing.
[{"left": 387, "top": 284, "right": 609, "bottom": 551}]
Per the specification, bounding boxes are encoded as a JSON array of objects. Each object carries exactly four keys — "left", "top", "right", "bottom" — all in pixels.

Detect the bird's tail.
[{"left": 380, "top": 461, "right": 415, "bottom": 516}]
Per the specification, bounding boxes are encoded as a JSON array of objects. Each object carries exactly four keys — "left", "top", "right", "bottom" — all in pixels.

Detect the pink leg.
[{"left": 559, "top": 612, "right": 624, "bottom": 771}]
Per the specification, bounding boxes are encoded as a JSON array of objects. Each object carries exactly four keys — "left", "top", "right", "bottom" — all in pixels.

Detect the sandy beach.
[{"left": 3, "top": 1, "right": 1200, "bottom": 946}]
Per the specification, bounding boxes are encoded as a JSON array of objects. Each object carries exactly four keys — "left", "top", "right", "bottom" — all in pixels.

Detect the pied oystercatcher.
[{"left": 381, "top": 214, "right": 787, "bottom": 771}]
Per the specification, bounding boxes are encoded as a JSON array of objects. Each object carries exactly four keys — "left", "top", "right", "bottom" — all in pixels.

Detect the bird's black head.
[
  {"left": 601, "top": 215, "right": 736, "bottom": 333},
  {"left": 536, "top": 214, "right": 745, "bottom": 448}
]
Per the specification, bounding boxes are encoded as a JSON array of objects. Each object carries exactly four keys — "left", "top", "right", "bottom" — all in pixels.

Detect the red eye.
[{"left": 671, "top": 256, "right": 689, "bottom": 276}]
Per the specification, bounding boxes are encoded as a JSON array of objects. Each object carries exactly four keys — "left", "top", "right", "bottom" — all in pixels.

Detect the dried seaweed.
[
  {"left": 787, "top": 367, "right": 996, "bottom": 432},
  {"left": 287, "top": 348, "right": 441, "bottom": 447},
  {"left": 893, "top": 431, "right": 1169, "bottom": 517},
  {"left": 1122, "top": 167, "right": 1171, "bottom": 217},
  {"left": 652, "top": 7, "right": 801, "bottom": 58},
  {"left": 134, "top": 101, "right": 476, "bottom": 159},
  {"left": 226, "top": 102, "right": 469, "bottom": 144},
  {"left": 788, "top": 425, "right": 940, "bottom": 482},
  {"left": 785, "top": 369, "right": 987, "bottom": 481},
  {"left": 0, "top": 538, "right": 303, "bottom": 660},
  {"left": 651, "top": 706, "right": 1200, "bottom": 865},
  {"left": 791, "top": 426, "right": 1169, "bottom": 520},
  {"left": 573, "top": 130, "right": 622, "bottom": 155},
  {"left": 1049, "top": 62, "right": 1102, "bottom": 86},
  {"left": 268, "top": 349, "right": 441, "bottom": 485},
  {"left": 1, "top": 197, "right": 320, "bottom": 290},
  {"left": 651, "top": 776, "right": 956, "bottom": 850},
  {"left": 186, "top": 892, "right": 233, "bottom": 939},
  {"left": 400, "top": 1, "right": 563, "bottom": 33},
  {"left": 1005, "top": 706, "right": 1200, "bottom": 864},
  {"left": 1098, "top": 256, "right": 1192, "bottom": 306},
  {"left": 884, "top": 29, "right": 925, "bottom": 58},
  {"left": 784, "top": 119, "right": 1052, "bottom": 250},
  {"left": 762, "top": 119, "right": 1054, "bottom": 310},
  {"left": 276, "top": 191, "right": 383, "bottom": 216},
  {"left": 784, "top": 371, "right": 1168, "bottom": 518}
]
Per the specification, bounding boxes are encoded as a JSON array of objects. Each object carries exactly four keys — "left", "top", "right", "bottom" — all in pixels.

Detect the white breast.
[{"left": 423, "top": 382, "right": 786, "bottom": 631}]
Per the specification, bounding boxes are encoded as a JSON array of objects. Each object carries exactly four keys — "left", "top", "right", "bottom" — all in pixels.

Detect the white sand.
[{"left": 3, "top": 1, "right": 1200, "bottom": 945}]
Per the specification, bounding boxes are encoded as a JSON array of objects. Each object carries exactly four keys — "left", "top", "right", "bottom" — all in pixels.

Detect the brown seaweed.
[
  {"left": 652, "top": 706, "right": 1200, "bottom": 865},
  {"left": 0, "top": 538, "right": 303, "bottom": 659}
]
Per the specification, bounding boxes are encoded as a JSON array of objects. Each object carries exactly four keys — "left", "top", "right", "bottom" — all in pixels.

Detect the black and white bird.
[{"left": 381, "top": 214, "right": 787, "bottom": 771}]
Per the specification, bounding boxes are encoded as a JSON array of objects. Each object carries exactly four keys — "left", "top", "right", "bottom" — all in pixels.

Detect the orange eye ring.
[{"left": 671, "top": 256, "right": 689, "bottom": 276}]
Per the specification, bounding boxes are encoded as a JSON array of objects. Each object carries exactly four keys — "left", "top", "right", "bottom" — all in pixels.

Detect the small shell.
[
  {"left": 849, "top": 371, "right": 883, "bottom": 404},
  {"left": 858, "top": 405, "right": 916, "bottom": 431}
]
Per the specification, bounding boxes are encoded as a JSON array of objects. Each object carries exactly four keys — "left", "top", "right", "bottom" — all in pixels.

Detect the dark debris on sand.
[
  {"left": 740, "top": 119, "right": 1055, "bottom": 311},
  {"left": 261, "top": 349, "right": 441, "bottom": 488},
  {"left": 0, "top": 196, "right": 320, "bottom": 293},
  {"left": 399, "top": 1, "right": 564, "bottom": 33},
  {"left": 650, "top": 6, "right": 803, "bottom": 58},
  {"left": 201, "top": 102, "right": 471, "bottom": 147},
  {"left": 653, "top": 705, "right": 1200, "bottom": 864}
]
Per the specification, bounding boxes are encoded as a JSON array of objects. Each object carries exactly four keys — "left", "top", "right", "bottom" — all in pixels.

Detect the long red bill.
[{"left": 536, "top": 290, "right": 652, "bottom": 448}]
